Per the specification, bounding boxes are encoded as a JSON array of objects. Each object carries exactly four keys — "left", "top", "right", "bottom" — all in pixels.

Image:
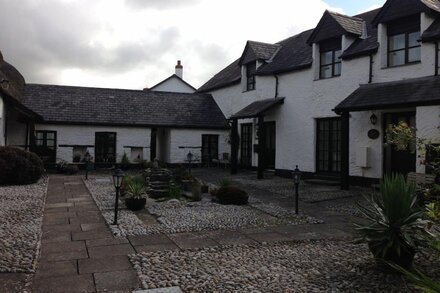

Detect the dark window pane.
[
  {"left": 334, "top": 62, "right": 341, "bottom": 76},
  {"left": 408, "top": 47, "right": 421, "bottom": 62},
  {"left": 408, "top": 31, "right": 420, "bottom": 47},
  {"left": 320, "top": 65, "right": 332, "bottom": 78},
  {"left": 320, "top": 51, "right": 333, "bottom": 65},
  {"left": 389, "top": 50, "right": 405, "bottom": 66},
  {"left": 334, "top": 50, "right": 342, "bottom": 62},
  {"left": 389, "top": 34, "right": 405, "bottom": 50}
]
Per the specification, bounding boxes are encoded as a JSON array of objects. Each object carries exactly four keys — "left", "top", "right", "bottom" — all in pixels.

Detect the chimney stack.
[{"left": 175, "top": 60, "right": 183, "bottom": 79}]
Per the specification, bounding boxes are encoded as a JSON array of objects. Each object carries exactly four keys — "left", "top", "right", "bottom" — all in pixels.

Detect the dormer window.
[
  {"left": 319, "top": 38, "right": 342, "bottom": 79},
  {"left": 387, "top": 15, "right": 421, "bottom": 67},
  {"left": 246, "top": 61, "right": 256, "bottom": 91}
]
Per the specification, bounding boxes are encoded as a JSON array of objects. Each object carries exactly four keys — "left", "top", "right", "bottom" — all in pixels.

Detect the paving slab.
[
  {"left": 35, "top": 260, "right": 78, "bottom": 278},
  {"left": 128, "top": 234, "right": 173, "bottom": 246},
  {"left": 81, "top": 223, "right": 109, "bottom": 232},
  {"left": 70, "top": 215, "right": 105, "bottom": 225},
  {"left": 94, "top": 270, "right": 141, "bottom": 292},
  {"left": 86, "top": 237, "right": 129, "bottom": 247},
  {"left": 41, "top": 230, "right": 72, "bottom": 243},
  {"left": 246, "top": 232, "right": 291, "bottom": 244},
  {"left": 72, "top": 230, "right": 112, "bottom": 241},
  {"left": 205, "top": 230, "right": 257, "bottom": 245},
  {"left": 88, "top": 244, "right": 135, "bottom": 258},
  {"left": 42, "top": 241, "right": 86, "bottom": 255},
  {"left": 79, "top": 255, "right": 132, "bottom": 274},
  {"left": 42, "top": 223, "right": 82, "bottom": 232},
  {"left": 46, "top": 202, "right": 74, "bottom": 208},
  {"left": 0, "top": 273, "right": 27, "bottom": 293},
  {"left": 168, "top": 233, "right": 219, "bottom": 249},
  {"left": 43, "top": 216, "right": 70, "bottom": 225},
  {"left": 32, "top": 274, "right": 95, "bottom": 293}
]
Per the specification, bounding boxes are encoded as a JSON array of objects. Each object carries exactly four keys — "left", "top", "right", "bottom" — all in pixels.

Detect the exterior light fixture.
[
  {"left": 293, "top": 165, "right": 302, "bottom": 214},
  {"left": 84, "top": 151, "right": 91, "bottom": 180},
  {"left": 370, "top": 114, "right": 378, "bottom": 125},
  {"left": 112, "top": 168, "right": 124, "bottom": 225},
  {"left": 186, "top": 151, "right": 194, "bottom": 174}
]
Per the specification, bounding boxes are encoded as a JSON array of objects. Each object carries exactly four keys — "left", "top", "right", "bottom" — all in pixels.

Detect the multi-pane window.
[
  {"left": 34, "top": 131, "right": 57, "bottom": 163},
  {"left": 387, "top": 15, "right": 421, "bottom": 67},
  {"left": 246, "top": 61, "right": 256, "bottom": 91},
  {"left": 201, "top": 134, "right": 219, "bottom": 164},
  {"left": 95, "top": 132, "right": 116, "bottom": 163},
  {"left": 388, "top": 31, "right": 421, "bottom": 66},
  {"left": 319, "top": 38, "right": 342, "bottom": 79},
  {"left": 316, "top": 118, "right": 341, "bottom": 174}
]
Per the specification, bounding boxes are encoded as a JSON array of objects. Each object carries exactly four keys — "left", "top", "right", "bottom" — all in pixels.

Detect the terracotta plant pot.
[{"left": 125, "top": 198, "right": 146, "bottom": 211}]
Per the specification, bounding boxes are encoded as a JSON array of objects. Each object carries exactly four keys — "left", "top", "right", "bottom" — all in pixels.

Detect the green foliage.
[
  {"left": 216, "top": 186, "right": 248, "bottom": 205},
  {"left": 121, "top": 152, "right": 130, "bottom": 164},
  {"left": 426, "top": 202, "right": 440, "bottom": 222},
  {"left": 173, "top": 166, "right": 193, "bottom": 182},
  {"left": 65, "top": 164, "right": 79, "bottom": 175},
  {"left": 126, "top": 181, "right": 146, "bottom": 199},
  {"left": 168, "top": 183, "right": 182, "bottom": 198},
  {"left": 0, "top": 146, "right": 44, "bottom": 185},
  {"left": 390, "top": 263, "right": 440, "bottom": 293},
  {"left": 355, "top": 174, "right": 432, "bottom": 268},
  {"left": 218, "top": 177, "right": 232, "bottom": 188},
  {"left": 140, "top": 160, "right": 155, "bottom": 169},
  {"left": 386, "top": 121, "right": 417, "bottom": 152}
]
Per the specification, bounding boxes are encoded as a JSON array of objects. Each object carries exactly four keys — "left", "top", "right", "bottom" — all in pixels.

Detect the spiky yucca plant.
[{"left": 355, "top": 174, "right": 431, "bottom": 269}]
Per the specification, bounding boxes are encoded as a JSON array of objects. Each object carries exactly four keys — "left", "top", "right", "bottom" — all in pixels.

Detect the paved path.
[{"left": 32, "top": 175, "right": 141, "bottom": 293}]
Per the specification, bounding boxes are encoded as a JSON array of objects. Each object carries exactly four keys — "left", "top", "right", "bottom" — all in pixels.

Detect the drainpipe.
[
  {"left": 368, "top": 54, "right": 373, "bottom": 83},
  {"left": 435, "top": 42, "right": 439, "bottom": 76},
  {"left": 274, "top": 74, "right": 279, "bottom": 98}
]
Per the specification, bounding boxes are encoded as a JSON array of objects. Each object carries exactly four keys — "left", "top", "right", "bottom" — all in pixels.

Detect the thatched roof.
[{"left": 0, "top": 50, "right": 25, "bottom": 102}]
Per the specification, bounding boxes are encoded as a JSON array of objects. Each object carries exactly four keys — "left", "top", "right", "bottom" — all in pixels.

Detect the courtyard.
[{"left": 0, "top": 167, "right": 438, "bottom": 292}]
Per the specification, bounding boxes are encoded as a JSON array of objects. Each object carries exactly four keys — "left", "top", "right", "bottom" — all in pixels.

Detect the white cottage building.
[
  {"left": 199, "top": 0, "right": 440, "bottom": 188},
  {"left": 0, "top": 59, "right": 229, "bottom": 166}
]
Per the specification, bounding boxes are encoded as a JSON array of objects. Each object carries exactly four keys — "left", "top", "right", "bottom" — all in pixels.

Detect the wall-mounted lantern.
[{"left": 370, "top": 114, "right": 378, "bottom": 125}]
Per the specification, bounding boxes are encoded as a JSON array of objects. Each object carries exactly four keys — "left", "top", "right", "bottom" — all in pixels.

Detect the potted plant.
[
  {"left": 125, "top": 181, "right": 147, "bottom": 211},
  {"left": 355, "top": 174, "right": 432, "bottom": 269}
]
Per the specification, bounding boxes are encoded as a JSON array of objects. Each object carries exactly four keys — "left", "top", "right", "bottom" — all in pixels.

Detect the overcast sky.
[{"left": 0, "top": 0, "right": 385, "bottom": 90}]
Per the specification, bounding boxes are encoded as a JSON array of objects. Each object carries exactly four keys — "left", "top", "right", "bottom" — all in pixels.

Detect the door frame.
[
  {"left": 95, "top": 132, "right": 117, "bottom": 163},
  {"left": 315, "top": 117, "right": 342, "bottom": 176},
  {"left": 240, "top": 123, "right": 253, "bottom": 168},
  {"left": 201, "top": 134, "right": 219, "bottom": 164},
  {"left": 34, "top": 130, "right": 57, "bottom": 163},
  {"left": 263, "top": 121, "right": 276, "bottom": 170}
]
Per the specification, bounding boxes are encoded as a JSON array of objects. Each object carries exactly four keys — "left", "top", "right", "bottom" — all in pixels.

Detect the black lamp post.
[
  {"left": 84, "top": 151, "right": 91, "bottom": 180},
  {"left": 293, "top": 165, "right": 302, "bottom": 214},
  {"left": 187, "top": 151, "right": 194, "bottom": 174},
  {"left": 112, "top": 168, "right": 124, "bottom": 225}
]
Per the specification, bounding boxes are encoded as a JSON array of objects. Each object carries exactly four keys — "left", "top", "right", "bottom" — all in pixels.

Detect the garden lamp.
[
  {"left": 112, "top": 168, "right": 124, "bottom": 225},
  {"left": 293, "top": 165, "right": 301, "bottom": 214},
  {"left": 187, "top": 151, "right": 194, "bottom": 174},
  {"left": 84, "top": 151, "right": 91, "bottom": 180}
]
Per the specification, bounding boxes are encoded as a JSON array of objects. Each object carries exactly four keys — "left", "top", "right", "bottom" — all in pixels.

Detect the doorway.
[
  {"left": 263, "top": 122, "right": 276, "bottom": 169},
  {"left": 95, "top": 132, "right": 116, "bottom": 163},
  {"left": 201, "top": 134, "right": 219, "bottom": 164},
  {"left": 383, "top": 112, "right": 416, "bottom": 176},
  {"left": 34, "top": 130, "right": 57, "bottom": 163},
  {"left": 316, "top": 118, "right": 341, "bottom": 175},
  {"left": 240, "top": 123, "right": 253, "bottom": 168}
]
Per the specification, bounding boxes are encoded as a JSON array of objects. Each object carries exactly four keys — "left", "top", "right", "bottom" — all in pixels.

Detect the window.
[
  {"left": 201, "top": 135, "right": 219, "bottom": 164},
  {"left": 387, "top": 15, "right": 421, "bottom": 67},
  {"left": 316, "top": 118, "right": 341, "bottom": 174},
  {"left": 246, "top": 61, "right": 256, "bottom": 91},
  {"left": 95, "top": 132, "right": 116, "bottom": 163},
  {"left": 34, "top": 131, "right": 57, "bottom": 163},
  {"left": 319, "top": 38, "right": 341, "bottom": 79}
]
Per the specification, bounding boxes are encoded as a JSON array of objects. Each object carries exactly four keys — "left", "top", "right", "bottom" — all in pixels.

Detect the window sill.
[
  {"left": 242, "top": 89, "right": 256, "bottom": 93},
  {"left": 314, "top": 75, "right": 341, "bottom": 81},
  {"left": 383, "top": 61, "right": 421, "bottom": 69}
]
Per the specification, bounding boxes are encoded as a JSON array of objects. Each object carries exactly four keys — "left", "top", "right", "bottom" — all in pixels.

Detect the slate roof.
[
  {"left": 239, "top": 41, "right": 281, "bottom": 65},
  {"left": 329, "top": 12, "right": 364, "bottom": 35},
  {"left": 341, "top": 9, "right": 381, "bottom": 59},
  {"left": 421, "top": 17, "right": 440, "bottom": 41},
  {"left": 422, "top": 0, "right": 440, "bottom": 12},
  {"left": 198, "top": 8, "right": 381, "bottom": 92},
  {"left": 149, "top": 74, "right": 196, "bottom": 91},
  {"left": 334, "top": 76, "right": 440, "bottom": 113},
  {"left": 22, "top": 84, "right": 229, "bottom": 129},
  {"left": 231, "top": 97, "right": 285, "bottom": 119},
  {"left": 372, "top": 0, "right": 440, "bottom": 25}
]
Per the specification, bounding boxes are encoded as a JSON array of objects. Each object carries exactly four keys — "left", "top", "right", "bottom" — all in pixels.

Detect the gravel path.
[
  {"left": 130, "top": 240, "right": 439, "bottom": 292},
  {"left": 0, "top": 177, "right": 48, "bottom": 273}
]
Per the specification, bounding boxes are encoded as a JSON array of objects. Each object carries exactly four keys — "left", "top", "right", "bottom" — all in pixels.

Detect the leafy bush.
[
  {"left": 218, "top": 177, "right": 232, "bottom": 188},
  {"left": 0, "top": 146, "right": 44, "bottom": 185},
  {"left": 65, "top": 164, "right": 79, "bottom": 175},
  {"left": 126, "top": 181, "right": 147, "bottom": 199},
  {"left": 355, "top": 174, "right": 432, "bottom": 269},
  {"left": 168, "top": 183, "right": 182, "bottom": 198},
  {"left": 216, "top": 186, "right": 248, "bottom": 205},
  {"left": 173, "top": 165, "right": 193, "bottom": 182}
]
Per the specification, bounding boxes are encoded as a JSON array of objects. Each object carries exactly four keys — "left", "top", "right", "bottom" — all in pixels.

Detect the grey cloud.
[
  {"left": 0, "top": 0, "right": 180, "bottom": 84},
  {"left": 125, "top": 0, "right": 200, "bottom": 10}
]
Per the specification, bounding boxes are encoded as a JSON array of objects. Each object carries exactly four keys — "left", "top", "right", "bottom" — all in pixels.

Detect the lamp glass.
[
  {"left": 293, "top": 166, "right": 301, "bottom": 184},
  {"left": 112, "top": 169, "right": 124, "bottom": 188},
  {"left": 187, "top": 152, "right": 193, "bottom": 162},
  {"left": 370, "top": 114, "right": 377, "bottom": 125}
]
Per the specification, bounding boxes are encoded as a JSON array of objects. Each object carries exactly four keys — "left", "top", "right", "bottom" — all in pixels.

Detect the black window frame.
[
  {"left": 95, "top": 132, "right": 117, "bottom": 163},
  {"left": 319, "top": 38, "right": 342, "bottom": 80},
  {"left": 316, "top": 118, "right": 341, "bottom": 175},
  {"left": 387, "top": 31, "right": 421, "bottom": 67},
  {"left": 245, "top": 61, "right": 256, "bottom": 91},
  {"left": 34, "top": 130, "right": 57, "bottom": 163},
  {"left": 201, "top": 134, "right": 219, "bottom": 164},
  {"left": 240, "top": 123, "right": 253, "bottom": 168}
]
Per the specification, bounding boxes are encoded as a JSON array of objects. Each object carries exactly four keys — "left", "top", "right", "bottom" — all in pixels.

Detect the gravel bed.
[
  {"left": 249, "top": 202, "right": 323, "bottom": 224},
  {"left": 0, "top": 177, "right": 48, "bottom": 273},
  {"left": 130, "top": 240, "right": 439, "bottom": 292},
  {"left": 84, "top": 177, "right": 126, "bottom": 210}
]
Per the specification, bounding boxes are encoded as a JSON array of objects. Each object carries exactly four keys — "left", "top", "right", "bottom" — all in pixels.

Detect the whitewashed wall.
[
  {"left": 168, "top": 129, "right": 229, "bottom": 164},
  {"left": 35, "top": 124, "right": 151, "bottom": 163},
  {"left": 208, "top": 11, "right": 440, "bottom": 179},
  {"left": 151, "top": 76, "right": 195, "bottom": 93},
  {"left": 0, "top": 96, "right": 5, "bottom": 146}
]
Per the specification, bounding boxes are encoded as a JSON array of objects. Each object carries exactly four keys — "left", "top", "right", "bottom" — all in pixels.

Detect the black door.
[
  {"left": 95, "top": 132, "right": 116, "bottom": 163},
  {"left": 264, "top": 122, "right": 276, "bottom": 169},
  {"left": 201, "top": 134, "right": 219, "bottom": 164},
  {"left": 316, "top": 118, "right": 341, "bottom": 175},
  {"left": 34, "top": 131, "right": 57, "bottom": 163},
  {"left": 240, "top": 123, "right": 253, "bottom": 168},
  {"left": 384, "top": 112, "right": 416, "bottom": 176}
]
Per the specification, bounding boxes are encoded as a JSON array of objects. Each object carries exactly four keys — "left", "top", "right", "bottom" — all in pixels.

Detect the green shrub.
[
  {"left": 0, "top": 146, "right": 44, "bottom": 185},
  {"left": 355, "top": 174, "right": 432, "bottom": 269},
  {"left": 65, "top": 164, "right": 79, "bottom": 175},
  {"left": 127, "top": 181, "right": 147, "bottom": 199},
  {"left": 168, "top": 183, "right": 181, "bottom": 198},
  {"left": 218, "top": 177, "right": 232, "bottom": 188},
  {"left": 216, "top": 186, "right": 248, "bottom": 205}
]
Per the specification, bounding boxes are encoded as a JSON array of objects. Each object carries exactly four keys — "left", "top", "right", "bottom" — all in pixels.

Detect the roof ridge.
[{"left": 327, "top": 10, "right": 364, "bottom": 21}]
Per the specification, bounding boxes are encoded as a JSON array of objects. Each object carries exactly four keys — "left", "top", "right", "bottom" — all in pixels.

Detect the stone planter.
[{"left": 125, "top": 198, "right": 147, "bottom": 211}]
